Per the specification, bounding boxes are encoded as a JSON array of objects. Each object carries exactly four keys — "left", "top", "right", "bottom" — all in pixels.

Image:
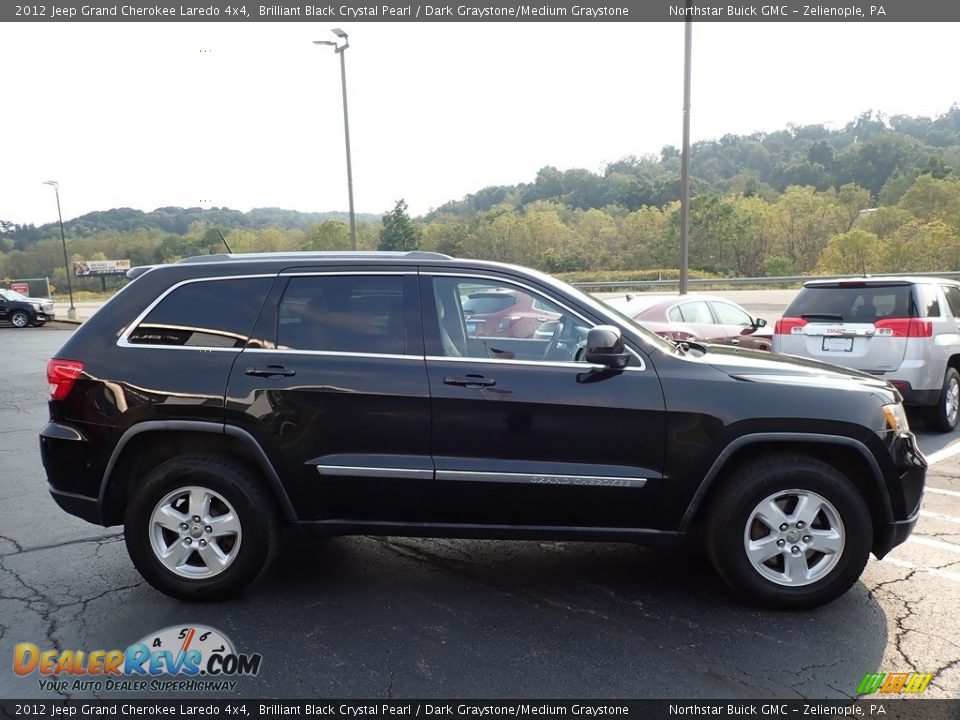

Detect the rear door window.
[
  {"left": 677, "top": 301, "right": 713, "bottom": 324},
  {"left": 277, "top": 275, "right": 407, "bottom": 355}
]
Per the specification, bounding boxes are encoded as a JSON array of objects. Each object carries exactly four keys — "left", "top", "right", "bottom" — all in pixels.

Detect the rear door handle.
[
  {"left": 245, "top": 365, "right": 296, "bottom": 378},
  {"left": 443, "top": 374, "right": 496, "bottom": 388}
]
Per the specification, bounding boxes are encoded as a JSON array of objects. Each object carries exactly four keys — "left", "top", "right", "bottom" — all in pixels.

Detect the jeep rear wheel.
[
  {"left": 705, "top": 455, "right": 871, "bottom": 610},
  {"left": 124, "top": 454, "right": 279, "bottom": 600},
  {"left": 10, "top": 310, "right": 29, "bottom": 328}
]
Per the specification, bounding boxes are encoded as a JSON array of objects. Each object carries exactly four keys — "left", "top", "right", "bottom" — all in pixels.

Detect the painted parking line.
[
  {"left": 906, "top": 535, "right": 960, "bottom": 554},
  {"left": 880, "top": 557, "right": 960, "bottom": 584},
  {"left": 919, "top": 510, "right": 960, "bottom": 525},
  {"left": 926, "top": 487, "right": 960, "bottom": 499},
  {"left": 925, "top": 438, "right": 960, "bottom": 466}
]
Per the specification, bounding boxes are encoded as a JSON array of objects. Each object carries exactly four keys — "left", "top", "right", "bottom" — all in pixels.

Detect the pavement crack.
[{"left": 0, "top": 532, "right": 125, "bottom": 559}]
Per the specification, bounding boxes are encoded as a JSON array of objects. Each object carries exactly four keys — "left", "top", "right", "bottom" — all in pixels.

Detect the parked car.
[
  {"left": 605, "top": 293, "right": 772, "bottom": 350},
  {"left": 773, "top": 277, "right": 960, "bottom": 432},
  {"left": 40, "top": 252, "right": 924, "bottom": 608},
  {"left": 461, "top": 287, "right": 560, "bottom": 339},
  {"left": 0, "top": 288, "right": 55, "bottom": 327}
]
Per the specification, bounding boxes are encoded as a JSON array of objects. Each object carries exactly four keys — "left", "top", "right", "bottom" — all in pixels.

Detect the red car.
[
  {"left": 604, "top": 293, "right": 772, "bottom": 350},
  {"left": 461, "top": 288, "right": 560, "bottom": 338}
]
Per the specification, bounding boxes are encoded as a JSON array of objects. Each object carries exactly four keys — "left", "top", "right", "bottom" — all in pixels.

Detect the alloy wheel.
[
  {"left": 743, "top": 488, "right": 845, "bottom": 587},
  {"left": 148, "top": 486, "right": 242, "bottom": 579}
]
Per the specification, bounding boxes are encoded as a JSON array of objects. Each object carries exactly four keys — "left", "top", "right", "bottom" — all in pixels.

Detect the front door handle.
[
  {"left": 245, "top": 365, "right": 296, "bottom": 378},
  {"left": 443, "top": 374, "right": 496, "bottom": 388}
]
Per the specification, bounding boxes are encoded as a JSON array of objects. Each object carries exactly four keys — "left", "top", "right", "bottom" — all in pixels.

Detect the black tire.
[
  {"left": 124, "top": 454, "right": 279, "bottom": 600},
  {"left": 923, "top": 367, "right": 960, "bottom": 433},
  {"left": 10, "top": 310, "right": 30, "bottom": 328},
  {"left": 704, "top": 454, "right": 872, "bottom": 610}
]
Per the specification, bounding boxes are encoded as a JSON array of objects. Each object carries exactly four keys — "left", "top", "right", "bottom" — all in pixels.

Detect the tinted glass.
[
  {"left": 128, "top": 277, "right": 272, "bottom": 347},
  {"left": 278, "top": 275, "right": 406, "bottom": 355},
  {"left": 712, "top": 302, "right": 752, "bottom": 326},
  {"left": 785, "top": 285, "right": 914, "bottom": 322},
  {"left": 940, "top": 286, "right": 960, "bottom": 318}
]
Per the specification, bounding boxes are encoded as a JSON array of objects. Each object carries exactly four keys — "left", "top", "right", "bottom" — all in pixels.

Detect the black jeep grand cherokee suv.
[{"left": 40, "top": 252, "right": 925, "bottom": 608}]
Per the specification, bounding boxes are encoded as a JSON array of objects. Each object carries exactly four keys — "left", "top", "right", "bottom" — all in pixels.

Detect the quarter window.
[
  {"left": 277, "top": 275, "right": 406, "bottom": 355},
  {"left": 940, "top": 286, "right": 960, "bottom": 318},
  {"left": 128, "top": 277, "right": 272, "bottom": 348}
]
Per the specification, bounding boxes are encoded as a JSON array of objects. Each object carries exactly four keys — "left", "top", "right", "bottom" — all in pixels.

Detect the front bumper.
[{"left": 873, "top": 431, "right": 926, "bottom": 558}]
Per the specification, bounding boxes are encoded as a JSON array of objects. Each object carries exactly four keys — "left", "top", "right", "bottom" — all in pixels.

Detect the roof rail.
[{"left": 175, "top": 250, "right": 452, "bottom": 264}]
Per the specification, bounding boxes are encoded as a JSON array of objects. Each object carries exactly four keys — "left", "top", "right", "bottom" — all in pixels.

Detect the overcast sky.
[{"left": 2, "top": 21, "right": 958, "bottom": 227}]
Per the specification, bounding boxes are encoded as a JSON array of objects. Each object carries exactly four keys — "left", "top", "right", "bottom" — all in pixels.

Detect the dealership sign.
[{"left": 74, "top": 259, "right": 131, "bottom": 276}]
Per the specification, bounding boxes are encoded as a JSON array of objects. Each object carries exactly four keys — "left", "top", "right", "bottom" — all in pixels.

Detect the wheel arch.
[
  {"left": 99, "top": 421, "right": 297, "bottom": 526},
  {"left": 679, "top": 433, "right": 894, "bottom": 553}
]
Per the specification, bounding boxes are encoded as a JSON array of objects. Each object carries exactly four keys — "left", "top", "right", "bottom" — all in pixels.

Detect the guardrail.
[{"left": 571, "top": 271, "right": 960, "bottom": 292}]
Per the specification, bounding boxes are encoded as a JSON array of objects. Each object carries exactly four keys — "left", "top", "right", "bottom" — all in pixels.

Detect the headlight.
[{"left": 882, "top": 403, "right": 910, "bottom": 433}]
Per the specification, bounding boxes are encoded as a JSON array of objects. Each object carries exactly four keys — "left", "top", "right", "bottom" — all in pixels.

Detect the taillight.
[
  {"left": 774, "top": 317, "right": 807, "bottom": 334},
  {"left": 874, "top": 319, "right": 933, "bottom": 338},
  {"left": 47, "top": 359, "right": 84, "bottom": 400}
]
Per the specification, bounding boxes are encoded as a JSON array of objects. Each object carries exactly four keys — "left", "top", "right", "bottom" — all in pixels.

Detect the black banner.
[
  {"left": 4, "top": 0, "right": 960, "bottom": 23},
  {"left": 2, "top": 700, "right": 960, "bottom": 720}
]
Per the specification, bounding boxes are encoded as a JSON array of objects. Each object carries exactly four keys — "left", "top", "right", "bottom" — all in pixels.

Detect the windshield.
[{"left": 0, "top": 289, "right": 28, "bottom": 301}]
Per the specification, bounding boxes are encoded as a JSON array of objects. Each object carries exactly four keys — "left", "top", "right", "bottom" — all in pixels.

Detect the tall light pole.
[
  {"left": 314, "top": 28, "right": 357, "bottom": 250},
  {"left": 42, "top": 180, "right": 76, "bottom": 320},
  {"left": 678, "top": 11, "right": 692, "bottom": 296}
]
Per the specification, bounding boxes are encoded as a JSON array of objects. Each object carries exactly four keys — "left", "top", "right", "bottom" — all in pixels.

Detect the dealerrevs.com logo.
[{"left": 13, "top": 625, "right": 262, "bottom": 693}]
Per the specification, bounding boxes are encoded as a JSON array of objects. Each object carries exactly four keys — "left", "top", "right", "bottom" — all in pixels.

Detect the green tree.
[
  {"left": 378, "top": 200, "right": 422, "bottom": 252},
  {"left": 817, "top": 229, "right": 880, "bottom": 275}
]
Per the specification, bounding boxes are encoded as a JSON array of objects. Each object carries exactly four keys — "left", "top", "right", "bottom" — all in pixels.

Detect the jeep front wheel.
[
  {"left": 124, "top": 454, "right": 278, "bottom": 600},
  {"left": 705, "top": 455, "right": 872, "bottom": 610}
]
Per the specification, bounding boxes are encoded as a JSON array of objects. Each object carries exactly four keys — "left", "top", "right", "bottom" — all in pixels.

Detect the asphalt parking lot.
[{"left": 1, "top": 324, "right": 958, "bottom": 700}]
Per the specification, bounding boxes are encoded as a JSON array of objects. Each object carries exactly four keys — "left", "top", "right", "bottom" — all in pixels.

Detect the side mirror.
[
  {"left": 754, "top": 317, "right": 767, "bottom": 328},
  {"left": 585, "top": 325, "right": 631, "bottom": 369}
]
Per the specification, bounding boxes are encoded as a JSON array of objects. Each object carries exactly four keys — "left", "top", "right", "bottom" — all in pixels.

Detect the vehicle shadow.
[{"left": 230, "top": 534, "right": 889, "bottom": 699}]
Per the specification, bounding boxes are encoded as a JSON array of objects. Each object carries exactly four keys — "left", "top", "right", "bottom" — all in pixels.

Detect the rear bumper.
[
  {"left": 49, "top": 487, "right": 100, "bottom": 524},
  {"left": 39, "top": 421, "right": 107, "bottom": 526},
  {"left": 896, "top": 385, "right": 940, "bottom": 407}
]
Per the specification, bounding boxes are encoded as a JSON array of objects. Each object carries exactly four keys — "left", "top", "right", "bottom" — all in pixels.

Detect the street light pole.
[
  {"left": 314, "top": 28, "right": 357, "bottom": 251},
  {"left": 678, "top": 12, "right": 693, "bottom": 296},
  {"left": 42, "top": 180, "right": 76, "bottom": 320}
]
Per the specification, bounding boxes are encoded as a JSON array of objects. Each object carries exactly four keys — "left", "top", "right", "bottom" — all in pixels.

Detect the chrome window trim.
[
  {"left": 424, "top": 271, "right": 646, "bottom": 371},
  {"left": 436, "top": 470, "right": 647, "bottom": 488},
  {"left": 117, "top": 274, "right": 276, "bottom": 350},
  {"left": 245, "top": 348, "right": 422, "bottom": 361},
  {"left": 425, "top": 355, "right": 628, "bottom": 371}
]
